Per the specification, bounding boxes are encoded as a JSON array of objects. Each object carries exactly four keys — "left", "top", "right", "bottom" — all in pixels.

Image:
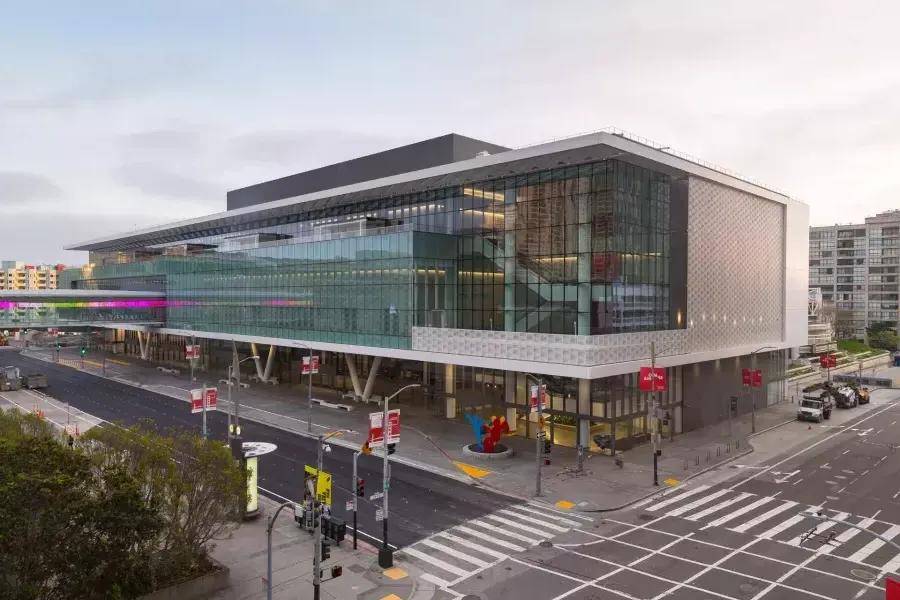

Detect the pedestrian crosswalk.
[
  {"left": 399, "top": 502, "right": 592, "bottom": 589},
  {"left": 636, "top": 484, "right": 900, "bottom": 573}
]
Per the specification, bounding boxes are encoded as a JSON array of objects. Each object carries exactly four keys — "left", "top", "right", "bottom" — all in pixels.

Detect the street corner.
[
  {"left": 380, "top": 557, "right": 457, "bottom": 600},
  {"left": 452, "top": 461, "right": 492, "bottom": 479}
]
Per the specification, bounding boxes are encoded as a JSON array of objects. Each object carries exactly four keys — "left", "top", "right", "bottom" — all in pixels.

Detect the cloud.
[
  {"left": 228, "top": 129, "right": 409, "bottom": 168},
  {"left": 111, "top": 162, "right": 224, "bottom": 202},
  {"left": 0, "top": 171, "right": 63, "bottom": 204}
]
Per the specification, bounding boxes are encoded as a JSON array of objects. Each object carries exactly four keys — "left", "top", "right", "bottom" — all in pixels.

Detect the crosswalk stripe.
[
  {"left": 421, "top": 573, "right": 452, "bottom": 588},
  {"left": 757, "top": 512, "right": 807, "bottom": 540},
  {"left": 514, "top": 504, "right": 582, "bottom": 526},
  {"left": 787, "top": 512, "right": 848, "bottom": 547},
  {"left": 402, "top": 546, "right": 471, "bottom": 578},
  {"left": 644, "top": 485, "right": 710, "bottom": 512},
  {"left": 419, "top": 539, "right": 491, "bottom": 568},
  {"left": 822, "top": 518, "right": 876, "bottom": 554},
  {"left": 496, "top": 509, "right": 569, "bottom": 532},
  {"left": 687, "top": 492, "right": 754, "bottom": 522},
  {"left": 485, "top": 514, "right": 556, "bottom": 538},
  {"left": 707, "top": 496, "right": 776, "bottom": 528},
  {"left": 666, "top": 489, "right": 730, "bottom": 518},
  {"left": 731, "top": 500, "right": 799, "bottom": 534},
  {"left": 468, "top": 520, "right": 542, "bottom": 545},
  {"left": 848, "top": 525, "right": 900, "bottom": 564},
  {"left": 455, "top": 526, "right": 526, "bottom": 552},
  {"left": 526, "top": 501, "right": 594, "bottom": 521},
  {"left": 438, "top": 532, "right": 508, "bottom": 560},
  {"left": 879, "top": 551, "right": 900, "bottom": 574}
]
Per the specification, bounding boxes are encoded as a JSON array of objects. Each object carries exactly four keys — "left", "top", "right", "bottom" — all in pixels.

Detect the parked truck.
[
  {"left": 848, "top": 383, "right": 871, "bottom": 405},
  {"left": 821, "top": 382, "right": 858, "bottom": 409},
  {"left": 0, "top": 366, "right": 47, "bottom": 391},
  {"left": 798, "top": 393, "right": 834, "bottom": 422},
  {"left": 21, "top": 373, "right": 47, "bottom": 389}
]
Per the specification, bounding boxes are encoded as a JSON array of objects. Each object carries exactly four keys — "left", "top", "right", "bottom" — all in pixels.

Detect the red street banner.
[
  {"left": 302, "top": 356, "right": 320, "bottom": 375},
  {"left": 368, "top": 409, "right": 400, "bottom": 449},
  {"left": 751, "top": 369, "right": 763, "bottom": 387},
  {"left": 530, "top": 384, "right": 548, "bottom": 413},
  {"left": 742, "top": 368, "right": 752, "bottom": 386},
  {"left": 819, "top": 352, "right": 837, "bottom": 368},
  {"left": 639, "top": 367, "right": 667, "bottom": 392},
  {"left": 190, "top": 388, "right": 217, "bottom": 413},
  {"left": 185, "top": 345, "right": 200, "bottom": 360},
  {"left": 204, "top": 388, "right": 217, "bottom": 411}
]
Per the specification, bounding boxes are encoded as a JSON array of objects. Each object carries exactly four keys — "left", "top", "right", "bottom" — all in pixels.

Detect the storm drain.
[{"left": 851, "top": 569, "right": 876, "bottom": 581}]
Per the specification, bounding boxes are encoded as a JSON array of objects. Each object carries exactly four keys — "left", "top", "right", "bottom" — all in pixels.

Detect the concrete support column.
[
  {"left": 250, "top": 343, "right": 264, "bottom": 379},
  {"left": 137, "top": 331, "right": 150, "bottom": 360},
  {"left": 362, "top": 356, "right": 382, "bottom": 401},
  {"left": 577, "top": 378, "right": 591, "bottom": 449},
  {"left": 504, "top": 187, "right": 518, "bottom": 332},
  {"left": 505, "top": 371, "right": 517, "bottom": 432},
  {"left": 345, "top": 354, "right": 363, "bottom": 398},
  {"left": 445, "top": 363, "right": 456, "bottom": 419},
  {"left": 576, "top": 192, "right": 592, "bottom": 336},
  {"left": 262, "top": 345, "right": 276, "bottom": 381}
]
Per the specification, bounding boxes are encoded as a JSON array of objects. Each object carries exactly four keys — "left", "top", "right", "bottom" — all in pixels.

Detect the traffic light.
[
  {"left": 321, "top": 540, "right": 331, "bottom": 561},
  {"left": 80, "top": 347, "right": 86, "bottom": 356},
  {"left": 387, "top": 443, "right": 396, "bottom": 455},
  {"left": 543, "top": 439, "right": 552, "bottom": 455},
  {"left": 330, "top": 565, "right": 342, "bottom": 578},
  {"left": 356, "top": 477, "right": 365, "bottom": 497},
  {"left": 56, "top": 342, "right": 61, "bottom": 349}
]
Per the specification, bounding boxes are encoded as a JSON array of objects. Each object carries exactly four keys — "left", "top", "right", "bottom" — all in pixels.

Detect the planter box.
[{"left": 138, "top": 562, "right": 230, "bottom": 600}]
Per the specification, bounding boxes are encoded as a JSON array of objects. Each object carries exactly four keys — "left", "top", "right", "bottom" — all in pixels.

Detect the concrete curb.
[{"left": 749, "top": 417, "right": 798, "bottom": 438}]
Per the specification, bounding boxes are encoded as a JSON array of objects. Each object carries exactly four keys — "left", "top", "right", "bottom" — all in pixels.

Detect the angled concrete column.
[
  {"left": 250, "top": 343, "right": 263, "bottom": 379},
  {"left": 576, "top": 191, "right": 592, "bottom": 336},
  {"left": 345, "top": 353, "right": 363, "bottom": 398},
  {"left": 445, "top": 363, "right": 456, "bottom": 418},
  {"left": 362, "top": 356, "right": 382, "bottom": 401},
  {"left": 137, "top": 331, "right": 150, "bottom": 360},
  {"left": 504, "top": 187, "right": 517, "bottom": 331},
  {"left": 262, "top": 345, "right": 276, "bottom": 381}
]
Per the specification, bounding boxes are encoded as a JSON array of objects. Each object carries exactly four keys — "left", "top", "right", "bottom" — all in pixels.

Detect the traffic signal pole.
[
  {"left": 535, "top": 376, "right": 543, "bottom": 498},
  {"left": 313, "top": 434, "right": 324, "bottom": 600},
  {"left": 352, "top": 450, "right": 360, "bottom": 550},
  {"left": 266, "top": 501, "right": 294, "bottom": 600}
]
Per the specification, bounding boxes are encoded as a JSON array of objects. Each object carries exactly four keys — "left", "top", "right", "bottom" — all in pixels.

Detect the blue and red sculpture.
[{"left": 465, "top": 413, "right": 510, "bottom": 453}]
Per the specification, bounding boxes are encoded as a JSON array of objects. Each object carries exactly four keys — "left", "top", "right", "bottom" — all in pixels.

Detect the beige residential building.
[{"left": 1, "top": 261, "right": 66, "bottom": 290}]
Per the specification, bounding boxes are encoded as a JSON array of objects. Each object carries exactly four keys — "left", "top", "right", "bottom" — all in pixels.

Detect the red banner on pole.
[
  {"left": 302, "top": 356, "right": 320, "bottom": 375},
  {"left": 530, "top": 384, "right": 548, "bottom": 413},
  {"left": 368, "top": 408, "right": 400, "bottom": 449},
  {"left": 742, "top": 368, "right": 752, "bottom": 386},
  {"left": 819, "top": 352, "right": 837, "bottom": 368},
  {"left": 751, "top": 369, "right": 763, "bottom": 387},
  {"left": 639, "top": 367, "right": 667, "bottom": 392},
  {"left": 204, "top": 388, "right": 217, "bottom": 411}
]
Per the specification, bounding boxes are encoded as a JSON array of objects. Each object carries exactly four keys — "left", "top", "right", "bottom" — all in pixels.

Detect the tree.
[
  {"left": 830, "top": 308, "right": 858, "bottom": 340},
  {"left": 869, "top": 330, "right": 900, "bottom": 352},
  {"left": 867, "top": 320, "right": 897, "bottom": 338},
  {"left": 0, "top": 416, "right": 163, "bottom": 600}
]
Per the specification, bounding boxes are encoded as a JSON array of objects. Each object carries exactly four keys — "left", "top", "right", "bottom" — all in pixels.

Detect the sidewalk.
[
  {"left": 209, "top": 495, "right": 449, "bottom": 600},
  {"left": 24, "top": 345, "right": 805, "bottom": 511}
]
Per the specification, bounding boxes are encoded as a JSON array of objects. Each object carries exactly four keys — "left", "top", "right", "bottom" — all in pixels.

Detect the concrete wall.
[{"left": 137, "top": 563, "right": 229, "bottom": 600}]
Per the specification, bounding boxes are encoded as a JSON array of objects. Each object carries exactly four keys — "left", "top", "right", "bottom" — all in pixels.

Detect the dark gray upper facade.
[{"left": 226, "top": 133, "right": 511, "bottom": 210}]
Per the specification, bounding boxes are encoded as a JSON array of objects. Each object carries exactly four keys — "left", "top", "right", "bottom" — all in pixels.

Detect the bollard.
[
  {"left": 684, "top": 460, "right": 688, "bottom": 470},
  {"left": 726, "top": 443, "right": 730, "bottom": 454},
  {"left": 695, "top": 455, "right": 700, "bottom": 466},
  {"left": 736, "top": 439, "right": 740, "bottom": 449},
  {"left": 717, "top": 447, "right": 721, "bottom": 457},
  {"left": 707, "top": 450, "right": 711, "bottom": 462}
]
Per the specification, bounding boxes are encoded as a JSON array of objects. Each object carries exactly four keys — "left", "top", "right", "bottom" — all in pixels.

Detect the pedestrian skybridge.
[{"left": 0, "top": 289, "right": 167, "bottom": 330}]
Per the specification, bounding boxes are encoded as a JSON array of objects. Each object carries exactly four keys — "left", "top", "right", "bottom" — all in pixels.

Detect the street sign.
[
  {"left": 302, "top": 356, "right": 320, "bottom": 375},
  {"left": 368, "top": 409, "right": 400, "bottom": 448},
  {"left": 375, "top": 509, "right": 384, "bottom": 522},
  {"left": 204, "top": 388, "right": 217, "bottom": 411},
  {"left": 190, "top": 388, "right": 217, "bottom": 413},
  {"left": 185, "top": 344, "right": 200, "bottom": 360},
  {"left": 345, "top": 500, "right": 354, "bottom": 511},
  {"left": 303, "top": 465, "right": 333, "bottom": 506},
  {"left": 639, "top": 367, "right": 667, "bottom": 392},
  {"left": 530, "top": 384, "right": 548, "bottom": 413},
  {"left": 369, "top": 491, "right": 384, "bottom": 501},
  {"left": 730, "top": 396, "right": 738, "bottom": 413}
]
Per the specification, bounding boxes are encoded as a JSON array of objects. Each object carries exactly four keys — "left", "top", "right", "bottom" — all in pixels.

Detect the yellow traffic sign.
[{"left": 304, "top": 465, "right": 333, "bottom": 506}]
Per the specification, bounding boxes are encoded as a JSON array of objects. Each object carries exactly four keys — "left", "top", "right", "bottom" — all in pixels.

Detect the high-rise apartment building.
[
  {"left": 809, "top": 210, "right": 900, "bottom": 339},
  {"left": 0, "top": 261, "right": 66, "bottom": 291}
]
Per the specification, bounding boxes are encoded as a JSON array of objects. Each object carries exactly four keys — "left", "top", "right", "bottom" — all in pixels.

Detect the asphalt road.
[{"left": 0, "top": 350, "right": 519, "bottom": 551}]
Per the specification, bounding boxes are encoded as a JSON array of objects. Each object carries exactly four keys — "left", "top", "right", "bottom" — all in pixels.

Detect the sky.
[{"left": 1, "top": 0, "right": 898, "bottom": 265}]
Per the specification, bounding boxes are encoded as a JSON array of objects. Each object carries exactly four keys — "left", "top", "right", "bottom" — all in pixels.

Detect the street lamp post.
[
  {"left": 312, "top": 429, "right": 344, "bottom": 600},
  {"left": 228, "top": 353, "right": 259, "bottom": 443},
  {"left": 294, "top": 343, "right": 315, "bottom": 433},
  {"left": 750, "top": 346, "right": 776, "bottom": 434},
  {"left": 265, "top": 501, "right": 294, "bottom": 600},
  {"left": 524, "top": 373, "right": 546, "bottom": 498},
  {"left": 803, "top": 510, "right": 900, "bottom": 552},
  {"left": 379, "top": 383, "right": 420, "bottom": 569}
]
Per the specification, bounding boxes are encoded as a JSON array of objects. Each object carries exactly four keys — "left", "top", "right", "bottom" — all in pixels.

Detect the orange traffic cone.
[{"left": 40, "top": 410, "right": 45, "bottom": 419}]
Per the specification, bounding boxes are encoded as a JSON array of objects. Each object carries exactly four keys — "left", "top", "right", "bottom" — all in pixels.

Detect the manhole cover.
[
  {"left": 851, "top": 569, "right": 876, "bottom": 581},
  {"left": 462, "top": 595, "right": 482, "bottom": 600},
  {"left": 639, "top": 514, "right": 655, "bottom": 521},
  {"left": 739, "top": 583, "right": 760, "bottom": 594},
  {"left": 539, "top": 541, "right": 553, "bottom": 548}
]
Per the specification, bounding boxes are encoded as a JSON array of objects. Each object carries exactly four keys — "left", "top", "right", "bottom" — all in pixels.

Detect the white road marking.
[
  {"left": 706, "top": 495, "right": 777, "bottom": 529},
  {"left": 873, "top": 510, "right": 882, "bottom": 519},
  {"left": 847, "top": 524, "right": 900, "bottom": 564},
  {"left": 793, "top": 478, "right": 805, "bottom": 486},
  {"left": 687, "top": 492, "right": 754, "bottom": 522},
  {"left": 731, "top": 401, "right": 898, "bottom": 490},
  {"left": 484, "top": 514, "right": 556, "bottom": 538},
  {"left": 421, "top": 573, "right": 452, "bottom": 588},
  {"left": 402, "top": 546, "right": 471, "bottom": 578},
  {"left": 437, "top": 532, "right": 508, "bottom": 560},
  {"left": 455, "top": 526, "right": 525, "bottom": 552},
  {"left": 666, "top": 489, "right": 730, "bottom": 518},
  {"left": 496, "top": 509, "right": 569, "bottom": 532},
  {"left": 644, "top": 485, "right": 710, "bottom": 512},
  {"left": 649, "top": 536, "right": 764, "bottom": 600},
  {"left": 418, "top": 538, "right": 491, "bottom": 568},
  {"left": 514, "top": 505, "right": 582, "bottom": 527},
  {"left": 731, "top": 501, "right": 799, "bottom": 535},
  {"left": 525, "top": 501, "right": 594, "bottom": 522},
  {"left": 749, "top": 549, "right": 836, "bottom": 600},
  {"left": 821, "top": 463, "right": 831, "bottom": 469},
  {"left": 788, "top": 512, "right": 848, "bottom": 547},
  {"left": 468, "top": 519, "right": 541, "bottom": 545},
  {"left": 843, "top": 470, "right": 855, "bottom": 474},
  {"left": 834, "top": 475, "right": 847, "bottom": 480},
  {"left": 820, "top": 517, "right": 875, "bottom": 554}
]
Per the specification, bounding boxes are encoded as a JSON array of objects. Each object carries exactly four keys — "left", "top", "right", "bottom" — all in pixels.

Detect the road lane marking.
[
  {"left": 731, "top": 500, "right": 799, "bottom": 534},
  {"left": 731, "top": 401, "right": 898, "bottom": 490},
  {"left": 644, "top": 485, "right": 710, "bottom": 511},
  {"left": 526, "top": 501, "right": 594, "bottom": 521},
  {"left": 820, "top": 517, "right": 876, "bottom": 554},
  {"left": 485, "top": 514, "right": 556, "bottom": 538},
  {"left": 706, "top": 495, "right": 777, "bottom": 529},
  {"left": 687, "top": 492, "right": 754, "bottom": 522},
  {"left": 402, "top": 547, "right": 470, "bottom": 578},
  {"left": 788, "top": 512, "right": 848, "bottom": 546},
  {"left": 496, "top": 509, "right": 569, "bottom": 532},
  {"left": 437, "top": 532, "right": 508, "bottom": 560},
  {"left": 468, "top": 519, "right": 541, "bottom": 545},
  {"left": 847, "top": 524, "right": 900, "bottom": 563},
  {"left": 648, "top": 536, "right": 764, "bottom": 600},
  {"left": 514, "top": 505, "right": 582, "bottom": 527},
  {"left": 418, "top": 538, "right": 491, "bottom": 568},
  {"left": 665, "top": 489, "right": 730, "bottom": 518},
  {"left": 454, "top": 526, "right": 525, "bottom": 552},
  {"left": 420, "top": 573, "right": 451, "bottom": 588}
]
